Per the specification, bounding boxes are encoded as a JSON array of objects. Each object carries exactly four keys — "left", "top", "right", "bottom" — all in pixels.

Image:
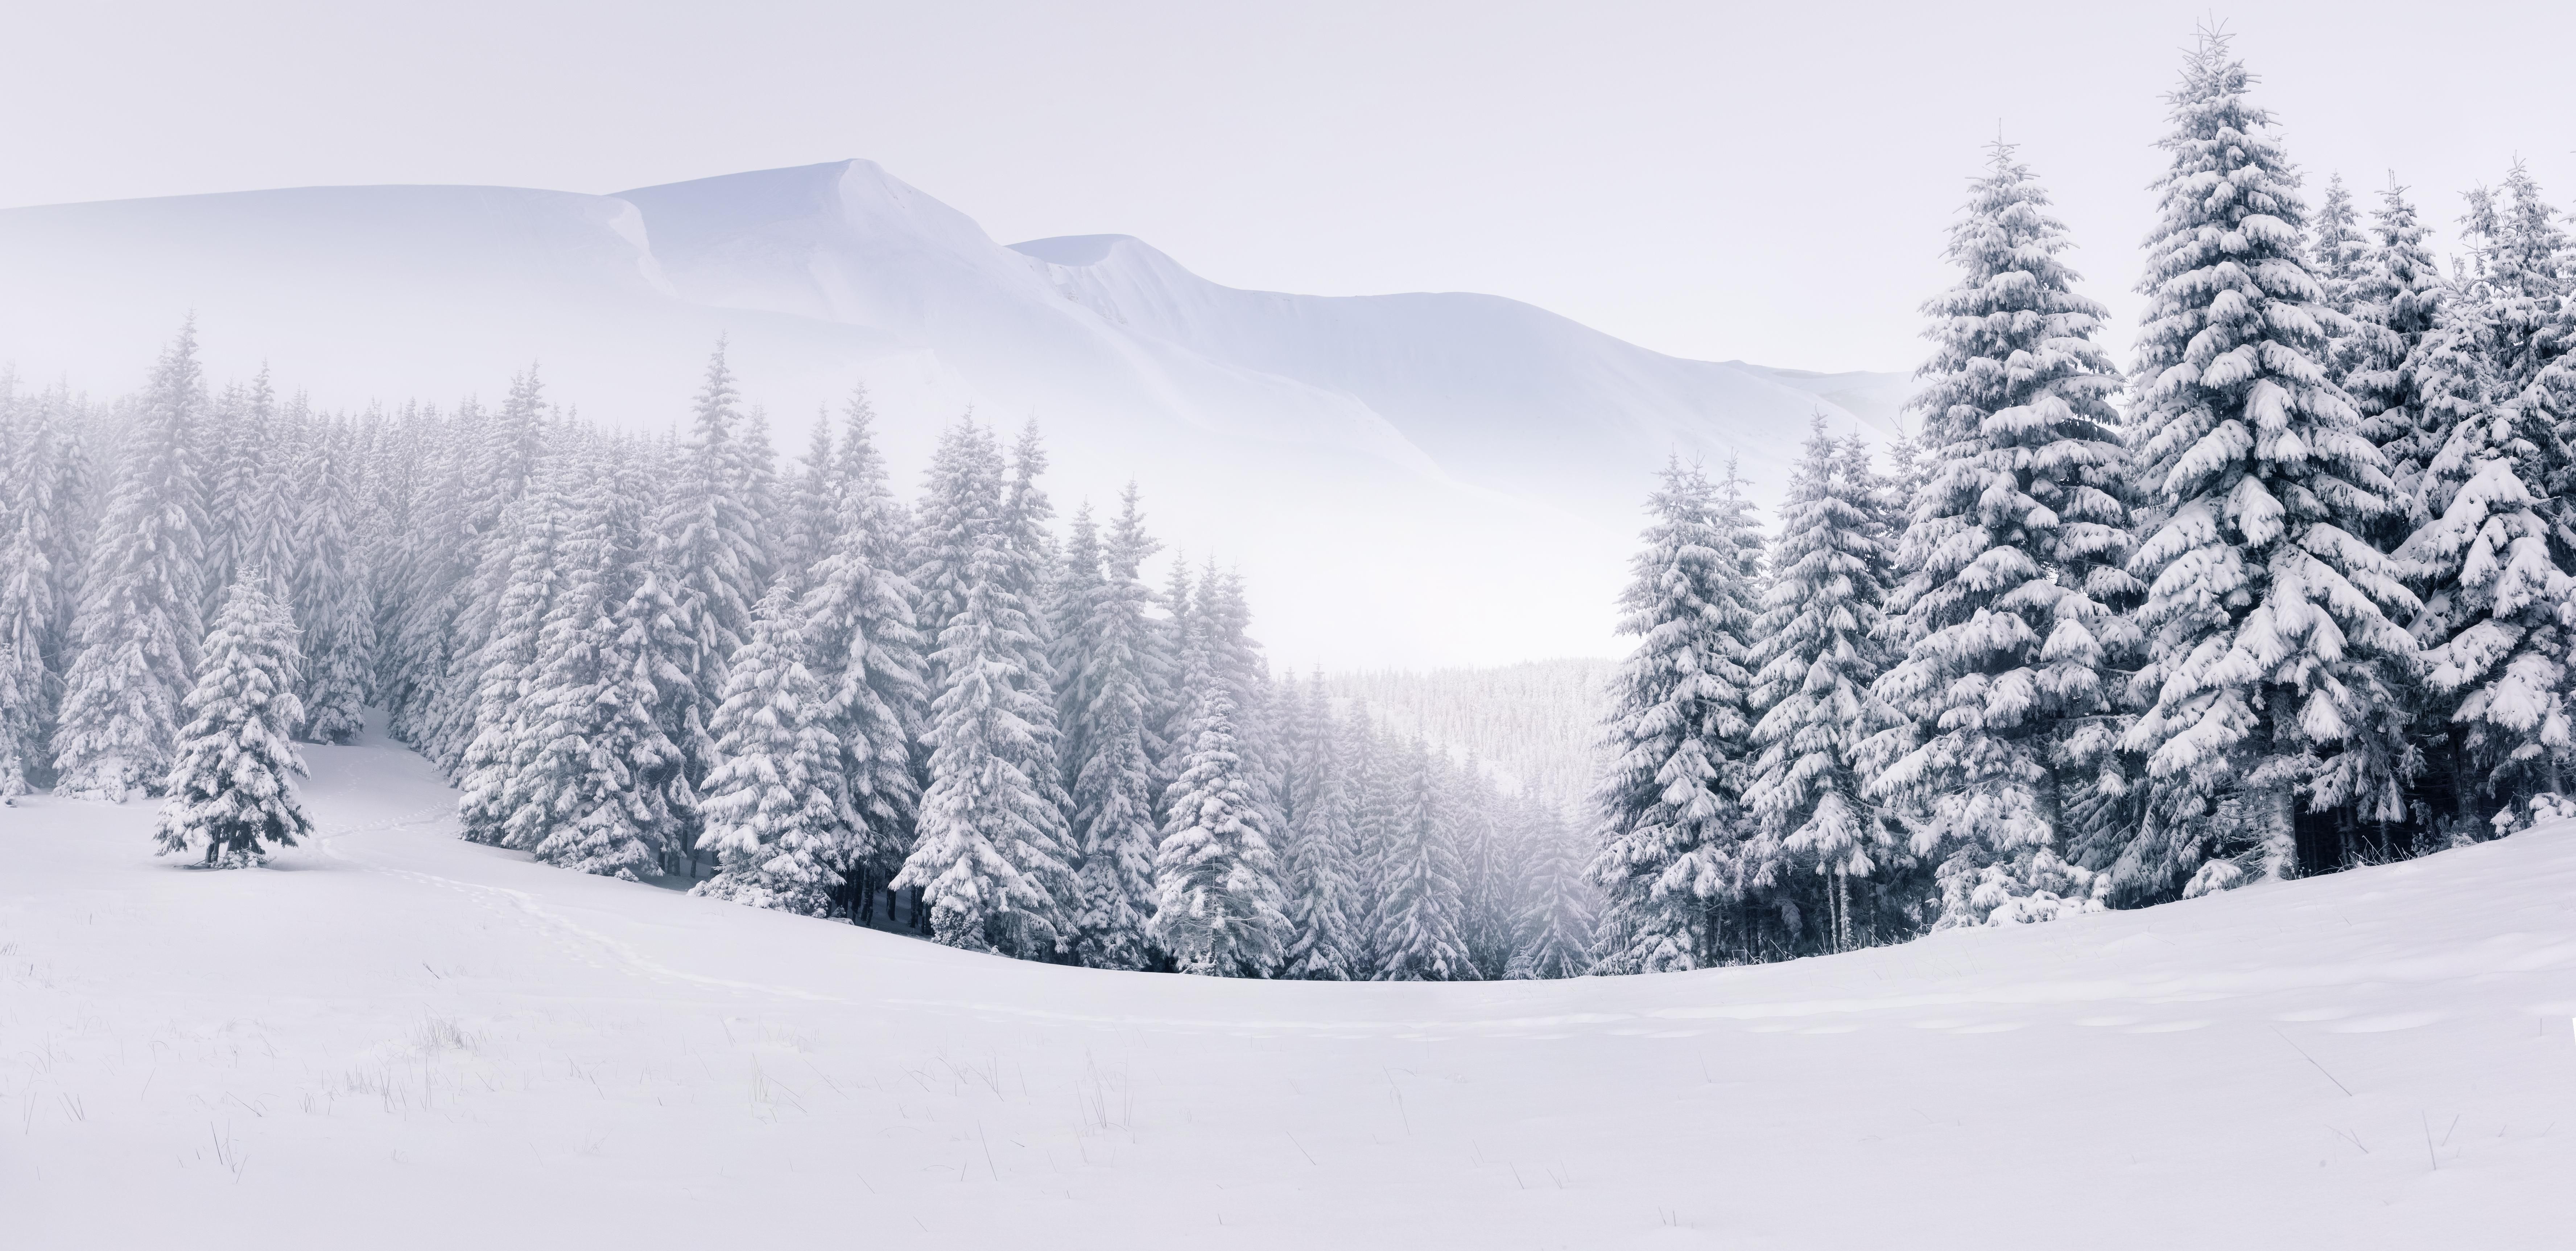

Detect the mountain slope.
[
  {"left": 1008, "top": 230, "right": 1902, "bottom": 509},
  {"left": 6, "top": 724, "right": 2570, "bottom": 1248},
  {"left": 0, "top": 159, "right": 1907, "bottom": 664}
]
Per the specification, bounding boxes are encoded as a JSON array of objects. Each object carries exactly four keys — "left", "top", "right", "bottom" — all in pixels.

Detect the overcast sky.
[{"left": 5, "top": 1, "right": 2569, "bottom": 375}]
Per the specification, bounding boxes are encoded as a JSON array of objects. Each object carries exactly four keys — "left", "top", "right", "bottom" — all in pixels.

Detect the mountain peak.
[{"left": 1010, "top": 233, "right": 1151, "bottom": 267}]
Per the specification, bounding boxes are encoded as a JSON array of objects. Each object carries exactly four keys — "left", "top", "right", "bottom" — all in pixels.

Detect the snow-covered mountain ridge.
[{"left": 0, "top": 159, "right": 1908, "bottom": 665}]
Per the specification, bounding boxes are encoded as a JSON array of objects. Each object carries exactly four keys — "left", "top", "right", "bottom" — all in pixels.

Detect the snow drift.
[
  {"left": 0, "top": 160, "right": 1907, "bottom": 665},
  {"left": 5, "top": 723, "right": 2570, "bottom": 1248}
]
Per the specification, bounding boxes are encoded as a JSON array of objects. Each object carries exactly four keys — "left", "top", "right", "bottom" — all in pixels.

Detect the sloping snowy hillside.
[
  {"left": 7, "top": 725, "right": 2570, "bottom": 1249},
  {"left": 0, "top": 161, "right": 1906, "bottom": 665}
]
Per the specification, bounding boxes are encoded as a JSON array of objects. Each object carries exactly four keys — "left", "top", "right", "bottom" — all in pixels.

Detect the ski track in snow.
[
  {"left": 314, "top": 806, "right": 858, "bottom": 1008},
  {"left": 6, "top": 724, "right": 2574, "bottom": 1248}
]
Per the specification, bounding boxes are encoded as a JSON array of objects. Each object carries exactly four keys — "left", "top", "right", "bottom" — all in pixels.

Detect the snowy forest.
[
  {"left": 0, "top": 333, "right": 1587, "bottom": 980},
  {"left": 5, "top": 33, "right": 2575, "bottom": 981}
]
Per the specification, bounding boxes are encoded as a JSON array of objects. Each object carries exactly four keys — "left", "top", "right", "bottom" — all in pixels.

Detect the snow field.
[{"left": 6, "top": 724, "right": 2573, "bottom": 1248}]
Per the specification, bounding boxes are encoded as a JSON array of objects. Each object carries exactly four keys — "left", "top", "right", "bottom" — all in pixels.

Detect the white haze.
[
  {"left": 0, "top": 1, "right": 2569, "bottom": 374},
  {"left": 0, "top": 161, "right": 1907, "bottom": 669}
]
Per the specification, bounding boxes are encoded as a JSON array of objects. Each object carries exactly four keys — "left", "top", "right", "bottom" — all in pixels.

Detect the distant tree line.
[{"left": 0, "top": 338, "right": 1588, "bottom": 979}]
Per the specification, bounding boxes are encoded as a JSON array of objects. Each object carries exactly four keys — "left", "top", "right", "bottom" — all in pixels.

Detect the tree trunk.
[{"left": 2258, "top": 784, "right": 2296, "bottom": 881}]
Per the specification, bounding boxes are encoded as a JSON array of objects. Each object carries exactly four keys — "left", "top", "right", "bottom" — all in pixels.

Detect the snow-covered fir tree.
[
  {"left": 0, "top": 389, "right": 62, "bottom": 799},
  {"left": 1195, "top": 565, "right": 1285, "bottom": 843},
  {"left": 2459, "top": 166, "right": 2569, "bottom": 405},
  {"left": 2394, "top": 398, "right": 2572, "bottom": 821},
  {"left": 1369, "top": 736, "right": 1476, "bottom": 980},
  {"left": 2117, "top": 34, "right": 2420, "bottom": 895},
  {"left": 1149, "top": 556, "right": 1198, "bottom": 813},
  {"left": 992, "top": 424, "right": 1086, "bottom": 927},
  {"left": 1861, "top": 145, "right": 2140, "bottom": 930},
  {"left": 416, "top": 376, "right": 552, "bottom": 774},
  {"left": 1506, "top": 794, "right": 1595, "bottom": 979},
  {"left": 1339, "top": 697, "right": 1393, "bottom": 967},
  {"left": 54, "top": 324, "right": 211, "bottom": 801},
  {"left": 454, "top": 449, "right": 582, "bottom": 844},
  {"left": 523, "top": 443, "right": 688, "bottom": 879},
  {"left": 1449, "top": 755, "right": 1518, "bottom": 978},
  {"left": 894, "top": 460, "right": 1079, "bottom": 957},
  {"left": 153, "top": 571, "right": 310, "bottom": 868},
  {"left": 614, "top": 503, "right": 709, "bottom": 877},
  {"left": 909, "top": 416, "right": 1003, "bottom": 651},
  {"left": 1278, "top": 670, "right": 1363, "bottom": 979},
  {"left": 693, "top": 581, "right": 854, "bottom": 913},
  {"left": 1052, "top": 504, "right": 1110, "bottom": 788},
  {"left": 1053, "top": 486, "right": 1168, "bottom": 969},
  {"left": 2455, "top": 166, "right": 2576, "bottom": 544},
  {"left": 1747, "top": 419, "right": 1897, "bottom": 952},
  {"left": 377, "top": 404, "right": 476, "bottom": 744},
  {"left": 205, "top": 371, "right": 295, "bottom": 621},
  {"left": 1147, "top": 681, "right": 1289, "bottom": 977},
  {"left": 350, "top": 404, "right": 418, "bottom": 690},
  {"left": 288, "top": 420, "right": 374, "bottom": 743},
  {"left": 800, "top": 388, "right": 928, "bottom": 917},
  {"left": 2381, "top": 167, "right": 2576, "bottom": 830},
  {"left": 1586, "top": 457, "right": 1763, "bottom": 972},
  {"left": 654, "top": 346, "right": 773, "bottom": 865},
  {"left": 2344, "top": 179, "right": 2449, "bottom": 545},
  {"left": 34, "top": 388, "right": 93, "bottom": 713},
  {"left": 2309, "top": 173, "right": 2369, "bottom": 331},
  {"left": 779, "top": 411, "right": 839, "bottom": 584}
]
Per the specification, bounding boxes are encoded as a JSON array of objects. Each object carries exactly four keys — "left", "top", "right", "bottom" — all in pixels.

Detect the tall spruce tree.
[
  {"left": 153, "top": 572, "right": 310, "bottom": 868},
  {"left": 1747, "top": 419, "right": 1896, "bottom": 952},
  {"left": 655, "top": 346, "right": 771, "bottom": 865},
  {"left": 779, "top": 411, "right": 839, "bottom": 583},
  {"left": 800, "top": 388, "right": 928, "bottom": 916},
  {"left": 1055, "top": 486, "right": 1168, "bottom": 969},
  {"left": 1450, "top": 755, "right": 1518, "bottom": 978},
  {"left": 2387, "top": 168, "right": 2576, "bottom": 828},
  {"left": 289, "top": 421, "right": 374, "bottom": 743},
  {"left": 909, "top": 416, "right": 1003, "bottom": 654},
  {"left": 2460, "top": 166, "right": 2569, "bottom": 404},
  {"left": 995, "top": 425, "right": 1084, "bottom": 918},
  {"left": 1149, "top": 556, "right": 1198, "bottom": 813},
  {"left": 417, "top": 376, "right": 550, "bottom": 773},
  {"left": 1861, "top": 146, "right": 2139, "bottom": 929},
  {"left": 694, "top": 581, "right": 853, "bottom": 914},
  {"left": 614, "top": 444, "right": 712, "bottom": 876},
  {"left": 1147, "top": 682, "right": 1289, "bottom": 977},
  {"left": 2457, "top": 166, "right": 2576, "bottom": 551},
  {"left": 2395, "top": 400, "right": 2573, "bottom": 820},
  {"left": 205, "top": 371, "right": 293, "bottom": 620},
  {"left": 1369, "top": 736, "right": 1475, "bottom": 980},
  {"left": 2309, "top": 174, "right": 2369, "bottom": 333},
  {"left": 1278, "top": 670, "right": 1363, "bottom": 980},
  {"left": 454, "top": 449, "right": 581, "bottom": 844},
  {"left": 37, "top": 388, "right": 94, "bottom": 702},
  {"left": 894, "top": 471, "right": 1078, "bottom": 957},
  {"left": 2346, "top": 179, "right": 2449, "bottom": 545},
  {"left": 1340, "top": 698, "right": 1393, "bottom": 966},
  {"left": 55, "top": 325, "right": 211, "bottom": 801},
  {"left": 520, "top": 443, "right": 685, "bottom": 878},
  {"left": 2117, "top": 34, "right": 2419, "bottom": 895},
  {"left": 379, "top": 405, "right": 475, "bottom": 745},
  {"left": 1586, "top": 457, "right": 1763, "bottom": 972},
  {"left": 0, "top": 391, "right": 61, "bottom": 798},
  {"left": 1506, "top": 794, "right": 1594, "bottom": 979}
]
